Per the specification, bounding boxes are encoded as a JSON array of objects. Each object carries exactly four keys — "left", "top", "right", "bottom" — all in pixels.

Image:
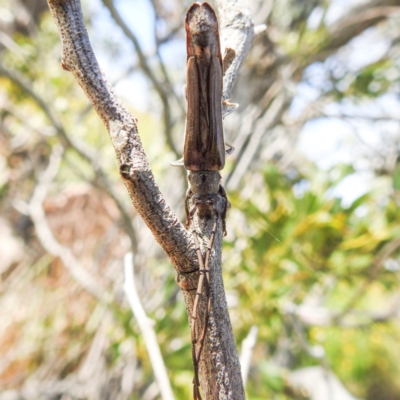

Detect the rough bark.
[{"left": 46, "top": 0, "right": 253, "bottom": 398}]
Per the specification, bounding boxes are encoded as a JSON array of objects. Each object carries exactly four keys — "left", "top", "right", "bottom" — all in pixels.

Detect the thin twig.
[
  {"left": 29, "top": 145, "right": 109, "bottom": 302},
  {"left": 214, "top": 0, "right": 254, "bottom": 100},
  {"left": 46, "top": 1, "right": 251, "bottom": 397},
  {"left": 227, "top": 89, "right": 288, "bottom": 190},
  {"left": 240, "top": 325, "right": 258, "bottom": 388},
  {"left": 288, "top": 366, "right": 362, "bottom": 400},
  {"left": 123, "top": 253, "right": 175, "bottom": 400},
  {"left": 0, "top": 61, "right": 139, "bottom": 253},
  {"left": 335, "top": 236, "right": 400, "bottom": 322},
  {"left": 47, "top": 0, "right": 196, "bottom": 277},
  {"left": 101, "top": 0, "right": 180, "bottom": 157},
  {"left": 293, "top": 300, "right": 400, "bottom": 329},
  {"left": 151, "top": 3, "right": 185, "bottom": 114}
]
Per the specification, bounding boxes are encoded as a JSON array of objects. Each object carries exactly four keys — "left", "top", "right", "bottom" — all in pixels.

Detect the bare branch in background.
[
  {"left": 227, "top": 83, "right": 289, "bottom": 190},
  {"left": 123, "top": 253, "right": 174, "bottom": 400},
  {"left": 2, "top": 0, "right": 400, "bottom": 398},
  {"left": 214, "top": 0, "right": 254, "bottom": 100},
  {"left": 240, "top": 325, "right": 258, "bottom": 388},
  {"left": 253, "top": 24, "right": 267, "bottom": 36},
  {"left": 29, "top": 145, "right": 108, "bottom": 302},
  {"left": 46, "top": 0, "right": 197, "bottom": 279},
  {"left": 101, "top": 0, "right": 181, "bottom": 157},
  {"left": 0, "top": 61, "right": 139, "bottom": 252},
  {"left": 46, "top": 1, "right": 254, "bottom": 397},
  {"left": 290, "top": 288, "right": 400, "bottom": 329},
  {"left": 288, "top": 366, "right": 363, "bottom": 400},
  {"left": 336, "top": 236, "right": 400, "bottom": 321},
  {"left": 285, "top": 305, "right": 327, "bottom": 362},
  {"left": 1, "top": 0, "right": 400, "bottom": 397},
  {"left": 223, "top": 0, "right": 400, "bottom": 190},
  {"left": 0, "top": 63, "right": 94, "bottom": 160},
  {"left": 301, "top": 0, "right": 400, "bottom": 68},
  {"left": 150, "top": 2, "right": 186, "bottom": 114}
]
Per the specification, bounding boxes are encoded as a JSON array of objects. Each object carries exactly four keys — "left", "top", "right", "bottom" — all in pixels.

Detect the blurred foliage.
[
  {"left": 225, "top": 163, "right": 400, "bottom": 398},
  {"left": 1, "top": 0, "right": 400, "bottom": 399}
]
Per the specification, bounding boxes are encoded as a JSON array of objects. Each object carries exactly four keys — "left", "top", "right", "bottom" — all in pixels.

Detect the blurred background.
[{"left": 1, "top": 0, "right": 400, "bottom": 399}]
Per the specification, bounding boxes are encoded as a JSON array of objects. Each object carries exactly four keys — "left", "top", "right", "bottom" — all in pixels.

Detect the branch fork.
[{"left": 47, "top": 0, "right": 254, "bottom": 398}]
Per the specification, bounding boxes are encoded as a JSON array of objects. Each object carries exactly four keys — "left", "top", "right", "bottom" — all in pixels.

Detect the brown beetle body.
[{"left": 184, "top": 2, "right": 225, "bottom": 172}]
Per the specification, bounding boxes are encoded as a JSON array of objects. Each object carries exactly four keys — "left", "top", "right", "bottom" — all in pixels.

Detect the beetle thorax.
[{"left": 188, "top": 171, "right": 221, "bottom": 194}]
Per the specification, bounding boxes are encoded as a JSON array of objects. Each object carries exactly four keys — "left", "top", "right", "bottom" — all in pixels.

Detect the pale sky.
[{"left": 87, "top": 0, "right": 400, "bottom": 206}]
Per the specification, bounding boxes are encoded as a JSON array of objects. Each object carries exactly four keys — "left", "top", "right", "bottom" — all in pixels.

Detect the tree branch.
[
  {"left": 335, "top": 236, "right": 400, "bottom": 321},
  {"left": 123, "top": 253, "right": 174, "bottom": 400},
  {"left": 46, "top": 1, "right": 253, "bottom": 398},
  {"left": 29, "top": 145, "right": 108, "bottom": 302},
  {"left": 240, "top": 325, "right": 258, "bottom": 388},
  {"left": 214, "top": 0, "right": 254, "bottom": 101},
  {"left": 288, "top": 366, "right": 362, "bottom": 400},
  {"left": 304, "top": 0, "right": 400, "bottom": 67},
  {"left": 101, "top": 0, "right": 180, "bottom": 157},
  {"left": 180, "top": 1, "right": 255, "bottom": 397},
  {"left": 46, "top": 0, "right": 198, "bottom": 284},
  {"left": 0, "top": 61, "right": 139, "bottom": 253}
]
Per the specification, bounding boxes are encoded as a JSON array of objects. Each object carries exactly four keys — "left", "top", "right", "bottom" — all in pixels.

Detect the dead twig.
[
  {"left": 123, "top": 253, "right": 174, "bottom": 400},
  {"left": 101, "top": 0, "right": 181, "bottom": 157},
  {"left": 0, "top": 61, "right": 139, "bottom": 253},
  {"left": 240, "top": 325, "right": 258, "bottom": 388},
  {"left": 29, "top": 145, "right": 108, "bottom": 302}
]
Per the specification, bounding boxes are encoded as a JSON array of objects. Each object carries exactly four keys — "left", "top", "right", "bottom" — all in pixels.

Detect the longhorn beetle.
[{"left": 174, "top": 3, "right": 237, "bottom": 398}]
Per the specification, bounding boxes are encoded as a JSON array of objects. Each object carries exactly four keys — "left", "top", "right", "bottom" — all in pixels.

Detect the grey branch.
[
  {"left": 29, "top": 145, "right": 108, "bottom": 302},
  {"left": 336, "top": 236, "right": 400, "bottom": 321},
  {"left": 288, "top": 367, "right": 363, "bottom": 400},
  {"left": 0, "top": 61, "right": 139, "bottom": 252},
  {"left": 46, "top": 0, "right": 198, "bottom": 281},
  {"left": 101, "top": 0, "right": 181, "bottom": 157},
  {"left": 46, "top": 0, "right": 253, "bottom": 397},
  {"left": 123, "top": 253, "right": 175, "bottom": 400},
  {"left": 240, "top": 325, "right": 258, "bottom": 388},
  {"left": 215, "top": 0, "right": 254, "bottom": 100}
]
